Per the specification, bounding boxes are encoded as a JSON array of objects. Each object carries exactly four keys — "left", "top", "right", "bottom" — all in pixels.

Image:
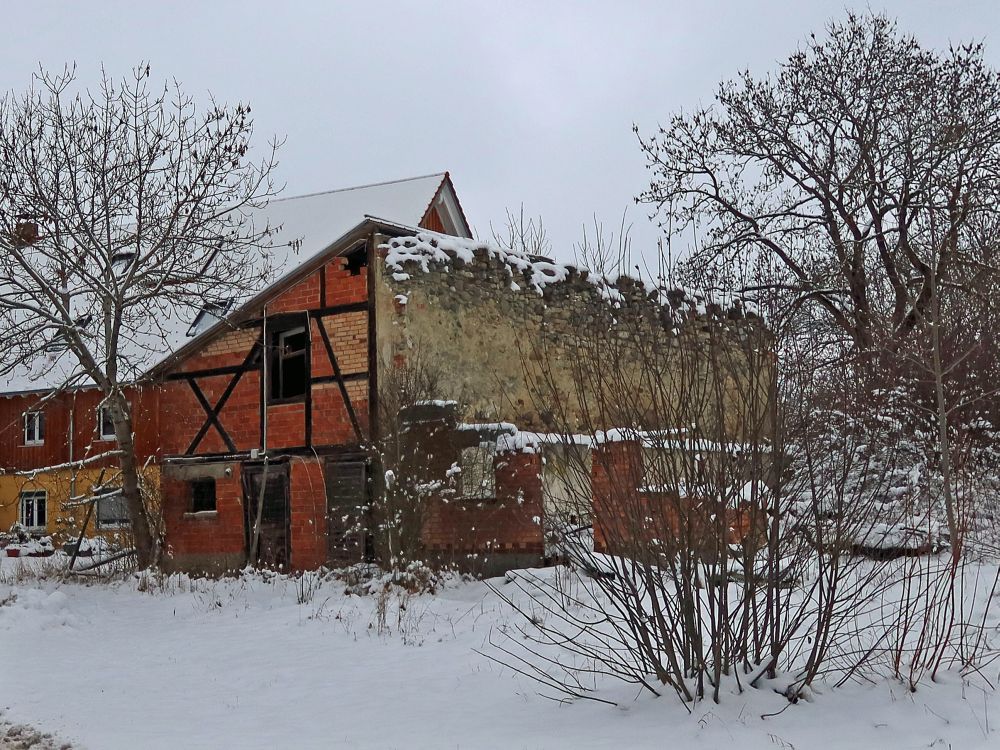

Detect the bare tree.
[
  {"left": 0, "top": 64, "right": 281, "bottom": 567},
  {"left": 639, "top": 13, "right": 1000, "bottom": 358}
]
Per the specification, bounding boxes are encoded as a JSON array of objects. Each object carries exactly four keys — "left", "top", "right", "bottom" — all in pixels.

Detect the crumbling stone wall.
[{"left": 375, "top": 233, "right": 772, "bottom": 438}]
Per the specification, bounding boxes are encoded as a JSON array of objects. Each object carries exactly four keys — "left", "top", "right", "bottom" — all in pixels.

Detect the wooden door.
[
  {"left": 325, "top": 460, "right": 368, "bottom": 566},
  {"left": 244, "top": 464, "right": 290, "bottom": 569}
]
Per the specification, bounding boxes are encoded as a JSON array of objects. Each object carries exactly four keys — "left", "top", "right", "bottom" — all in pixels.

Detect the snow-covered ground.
[{"left": 1, "top": 554, "right": 999, "bottom": 750}]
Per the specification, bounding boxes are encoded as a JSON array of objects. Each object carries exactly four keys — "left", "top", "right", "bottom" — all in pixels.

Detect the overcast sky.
[{"left": 1, "top": 1, "right": 998, "bottom": 261}]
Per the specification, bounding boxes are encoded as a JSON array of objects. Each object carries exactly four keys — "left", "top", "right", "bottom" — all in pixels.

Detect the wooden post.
[{"left": 68, "top": 501, "right": 95, "bottom": 572}]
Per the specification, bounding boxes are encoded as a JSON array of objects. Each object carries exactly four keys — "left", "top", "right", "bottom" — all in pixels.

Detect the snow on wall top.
[
  {"left": 594, "top": 427, "right": 770, "bottom": 453},
  {"left": 456, "top": 421, "right": 593, "bottom": 454},
  {"left": 2, "top": 173, "right": 450, "bottom": 396},
  {"left": 381, "top": 232, "right": 757, "bottom": 319}
]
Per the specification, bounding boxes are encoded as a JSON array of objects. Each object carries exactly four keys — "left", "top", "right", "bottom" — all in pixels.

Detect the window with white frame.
[
  {"left": 23, "top": 411, "right": 44, "bottom": 445},
  {"left": 97, "top": 404, "right": 116, "bottom": 441},
  {"left": 19, "top": 490, "right": 47, "bottom": 530},
  {"left": 96, "top": 491, "right": 130, "bottom": 529}
]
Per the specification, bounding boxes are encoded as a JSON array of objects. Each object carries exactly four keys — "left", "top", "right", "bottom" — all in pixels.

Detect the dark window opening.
[
  {"left": 191, "top": 478, "right": 217, "bottom": 513},
  {"left": 270, "top": 326, "right": 308, "bottom": 401},
  {"left": 345, "top": 246, "right": 367, "bottom": 276}
]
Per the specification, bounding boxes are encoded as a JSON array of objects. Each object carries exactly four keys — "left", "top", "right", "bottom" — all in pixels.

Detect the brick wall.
[
  {"left": 288, "top": 458, "right": 327, "bottom": 570},
  {"left": 161, "top": 462, "right": 246, "bottom": 572},
  {"left": 161, "top": 457, "right": 332, "bottom": 572},
  {"left": 157, "top": 253, "right": 372, "bottom": 572},
  {"left": 422, "top": 450, "right": 544, "bottom": 570},
  {"left": 161, "top": 254, "right": 371, "bottom": 457},
  {"left": 592, "top": 440, "right": 757, "bottom": 558}
]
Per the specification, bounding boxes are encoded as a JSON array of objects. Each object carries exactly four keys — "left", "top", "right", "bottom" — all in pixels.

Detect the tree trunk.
[{"left": 109, "top": 393, "right": 158, "bottom": 569}]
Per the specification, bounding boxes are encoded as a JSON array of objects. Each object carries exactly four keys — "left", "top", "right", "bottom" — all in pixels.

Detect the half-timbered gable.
[
  {"left": 157, "top": 243, "right": 379, "bottom": 570},
  {"left": 152, "top": 173, "right": 470, "bottom": 571}
]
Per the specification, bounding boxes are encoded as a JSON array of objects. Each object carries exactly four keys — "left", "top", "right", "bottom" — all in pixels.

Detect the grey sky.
[{"left": 0, "top": 1, "right": 997, "bottom": 262}]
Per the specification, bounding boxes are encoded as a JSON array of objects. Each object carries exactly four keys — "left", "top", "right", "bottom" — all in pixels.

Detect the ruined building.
[{"left": 0, "top": 173, "right": 770, "bottom": 573}]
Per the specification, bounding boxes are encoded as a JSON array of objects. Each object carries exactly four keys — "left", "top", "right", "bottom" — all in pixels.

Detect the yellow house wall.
[{"left": 0, "top": 466, "right": 160, "bottom": 545}]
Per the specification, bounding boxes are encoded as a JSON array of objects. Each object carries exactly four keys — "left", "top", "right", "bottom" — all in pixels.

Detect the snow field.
[{"left": 1, "top": 555, "right": 999, "bottom": 749}]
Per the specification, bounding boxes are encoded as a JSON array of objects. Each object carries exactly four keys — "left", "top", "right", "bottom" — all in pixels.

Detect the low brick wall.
[
  {"left": 592, "top": 441, "right": 758, "bottom": 559},
  {"left": 162, "top": 457, "right": 331, "bottom": 572},
  {"left": 161, "top": 461, "right": 246, "bottom": 572},
  {"left": 422, "top": 451, "right": 544, "bottom": 573}
]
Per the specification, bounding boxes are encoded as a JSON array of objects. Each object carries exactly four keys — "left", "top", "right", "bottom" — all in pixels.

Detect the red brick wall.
[
  {"left": 288, "top": 458, "right": 327, "bottom": 570},
  {"left": 592, "top": 440, "right": 756, "bottom": 556},
  {"left": 162, "top": 457, "right": 331, "bottom": 571},
  {"left": 422, "top": 451, "right": 544, "bottom": 560},
  {"left": 591, "top": 441, "right": 641, "bottom": 553},
  {"left": 161, "top": 465, "right": 246, "bottom": 562},
  {"left": 160, "top": 254, "right": 371, "bottom": 457}
]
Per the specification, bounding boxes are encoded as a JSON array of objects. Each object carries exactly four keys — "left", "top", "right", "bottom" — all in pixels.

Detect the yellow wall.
[{"left": 0, "top": 467, "right": 157, "bottom": 546}]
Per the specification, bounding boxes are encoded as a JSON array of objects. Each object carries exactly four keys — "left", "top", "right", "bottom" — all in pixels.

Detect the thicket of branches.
[
  {"left": 491, "top": 14, "right": 1000, "bottom": 706},
  {"left": 490, "top": 236, "right": 999, "bottom": 707}
]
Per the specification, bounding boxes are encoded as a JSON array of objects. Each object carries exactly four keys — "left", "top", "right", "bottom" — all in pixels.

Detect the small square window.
[
  {"left": 19, "top": 490, "right": 47, "bottom": 530},
  {"left": 97, "top": 405, "right": 116, "bottom": 441},
  {"left": 191, "top": 479, "right": 217, "bottom": 513},
  {"left": 23, "top": 411, "right": 44, "bottom": 446}
]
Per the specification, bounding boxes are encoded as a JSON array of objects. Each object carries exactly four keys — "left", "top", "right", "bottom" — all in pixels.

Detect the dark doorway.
[
  {"left": 243, "top": 463, "right": 290, "bottom": 568},
  {"left": 325, "top": 459, "right": 368, "bottom": 566}
]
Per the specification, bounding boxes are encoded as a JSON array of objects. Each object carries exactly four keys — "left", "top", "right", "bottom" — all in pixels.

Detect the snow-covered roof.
[{"left": 2, "top": 173, "right": 463, "bottom": 396}]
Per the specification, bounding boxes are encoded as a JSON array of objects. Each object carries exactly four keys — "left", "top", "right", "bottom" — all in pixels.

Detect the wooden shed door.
[
  {"left": 244, "top": 464, "right": 290, "bottom": 569},
  {"left": 325, "top": 460, "right": 368, "bottom": 566}
]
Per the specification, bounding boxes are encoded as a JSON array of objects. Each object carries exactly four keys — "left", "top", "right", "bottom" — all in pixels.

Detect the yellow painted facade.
[{"left": 0, "top": 467, "right": 155, "bottom": 546}]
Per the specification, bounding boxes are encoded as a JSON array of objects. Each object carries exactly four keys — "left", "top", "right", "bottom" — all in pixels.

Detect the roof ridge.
[{"left": 271, "top": 172, "right": 447, "bottom": 203}]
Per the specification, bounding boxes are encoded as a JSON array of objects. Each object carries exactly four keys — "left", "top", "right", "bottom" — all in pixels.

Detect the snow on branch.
[{"left": 14, "top": 450, "right": 124, "bottom": 478}]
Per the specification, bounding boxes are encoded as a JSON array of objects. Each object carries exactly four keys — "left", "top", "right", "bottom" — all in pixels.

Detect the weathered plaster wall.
[{"left": 374, "top": 234, "right": 772, "bottom": 437}]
